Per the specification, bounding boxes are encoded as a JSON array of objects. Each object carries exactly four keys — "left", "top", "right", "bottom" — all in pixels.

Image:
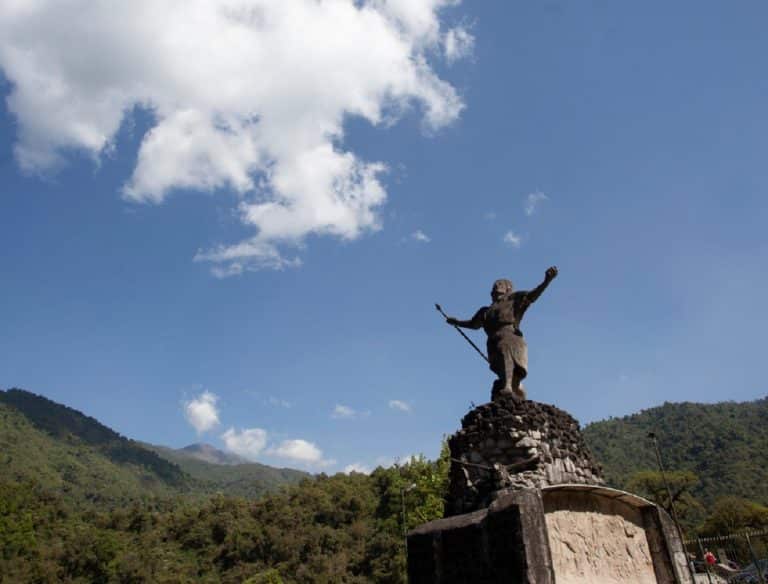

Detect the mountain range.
[
  {"left": 0, "top": 387, "right": 307, "bottom": 505},
  {"left": 2, "top": 386, "right": 766, "bottom": 508}
]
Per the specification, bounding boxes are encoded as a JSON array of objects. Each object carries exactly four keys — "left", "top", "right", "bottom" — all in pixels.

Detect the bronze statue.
[{"left": 445, "top": 266, "right": 558, "bottom": 401}]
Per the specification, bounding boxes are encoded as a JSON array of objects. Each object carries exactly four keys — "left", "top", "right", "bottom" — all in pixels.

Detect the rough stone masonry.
[{"left": 445, "top": 396, "right": 604, "bottom": 517}]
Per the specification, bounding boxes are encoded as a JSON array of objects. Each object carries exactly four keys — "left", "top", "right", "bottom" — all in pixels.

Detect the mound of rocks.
[{"left": 445, "top": 397, "right": 604, "bottom": 516}]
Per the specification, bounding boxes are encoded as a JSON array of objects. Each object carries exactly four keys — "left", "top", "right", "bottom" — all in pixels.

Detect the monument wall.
[
  {"left": 409, "top": 485, "right": 692, "bottom": 584},
  {"left": 542, "top": 486, "right": 686, "bottom": 584}
]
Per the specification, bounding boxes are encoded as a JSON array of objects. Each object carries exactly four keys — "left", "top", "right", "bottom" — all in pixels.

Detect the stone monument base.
[
  {"left": 446, "top": 398, "right": 604, "bottom": 516},
  {"left": 407, "top": 485, "right": 693, "bottom": 584}
]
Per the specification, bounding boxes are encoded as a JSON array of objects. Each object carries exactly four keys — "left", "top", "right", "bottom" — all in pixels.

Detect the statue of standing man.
[{"left": 446, "top": 266, "right": 558, "bottom": 401}]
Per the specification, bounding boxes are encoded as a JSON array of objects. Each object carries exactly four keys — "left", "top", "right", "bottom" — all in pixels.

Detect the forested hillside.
[
  {"left": 0, "top": 389, "right": 308, "bottom": 505},
  {"left": 1, "top": 446, "right": 447, "bottom": 583},
  {"left": 0, "top": 400, "right": 187, "bottom": 505},
  {"left": 583, "top": 397, "right": 768, "bottom": 505}
]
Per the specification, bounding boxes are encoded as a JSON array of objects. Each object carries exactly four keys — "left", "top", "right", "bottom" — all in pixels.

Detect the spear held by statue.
[{"left": 435, "top": 303, "right": 489, "bottom": 363}]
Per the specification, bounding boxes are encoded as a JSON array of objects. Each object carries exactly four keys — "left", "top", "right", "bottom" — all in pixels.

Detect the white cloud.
[
  {"left": 411, "top": 229, "right": 431, "bottom": 243},
  {"left": 344, "top": 462, "right": 372, "bottom": 474},
  {"left": 389, "top": 399, "right": 412, "bottom": 413},
  {"left": 0, "top": 0, "right": 469, "bottom": 275},
  {"left": 444, "top": 26, "right": 474, "bottom": 63},
  {"left": 525, "top": 191, "right": 548, "bottom": 216},
  {"left": 503, "top": 231, "right": 522, "bottom": 248},
  {"left": 268, "top": 438, "right": 334, "bottom": 467},
  {"left": 183, "top": 391, "right": 220, "bottom": 433},
  {"left": 221, "top": 427, "right": 268, "bottom": 460},
  {"left": 331, "top": 404, "right": 356, "bottom": 419}
]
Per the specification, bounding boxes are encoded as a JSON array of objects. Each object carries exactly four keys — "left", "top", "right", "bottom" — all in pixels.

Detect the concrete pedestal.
[{"left": 407, "top": 485, "right": 693, "bottom": 584}]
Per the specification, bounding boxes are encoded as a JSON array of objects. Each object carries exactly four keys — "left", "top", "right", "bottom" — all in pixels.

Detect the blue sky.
[{"left": 1, "top": 1, "right": 767, "bottom": 473}]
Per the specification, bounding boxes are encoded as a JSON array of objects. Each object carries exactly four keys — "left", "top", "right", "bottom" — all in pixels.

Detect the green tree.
[
  {"left": 700, "top": 497, "right": 768, "bottom": 536},
  {"left": 627, "top": 470, "right": 703, "bottom": 525}
]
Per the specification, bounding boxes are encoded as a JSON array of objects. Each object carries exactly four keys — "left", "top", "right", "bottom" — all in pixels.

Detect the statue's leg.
[
  {"left": 503, "top": 346, "right": 516, "bottom": 390},
  {"left": 489, "top": 341, "right": 521, "bottom": 401},
  {"left": 512, "top": 366, "right": 527, "bottom": 400}
]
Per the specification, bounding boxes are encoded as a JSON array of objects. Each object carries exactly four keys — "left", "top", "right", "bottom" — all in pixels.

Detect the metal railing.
[{"left": 685, "top": 530, "right": 768, "bottom": 584}]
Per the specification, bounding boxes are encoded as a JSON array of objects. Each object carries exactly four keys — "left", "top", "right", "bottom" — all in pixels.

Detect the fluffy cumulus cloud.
[
  {"left": 183, "top": 391, "right": 221, "bottom": 433},
  {"left": 221, "top": 427, "right": 268, "bottom": 459},
  {"left": 268, "top": 439, "right": 334, "bottom": 467},
  {"left": 411, "top": 229, "right": 431, "bottom": 243},
  {"left": 0, "top": 0, "right": 469, "bottom": 274}
]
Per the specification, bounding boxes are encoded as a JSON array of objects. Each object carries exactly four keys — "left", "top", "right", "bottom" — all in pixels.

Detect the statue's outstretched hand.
[
  {"left": 446, "top": 317, "right": 459, "bottom": 326},
  {"left": 545, "top": 266, "right": 558, "bottom": 280}
]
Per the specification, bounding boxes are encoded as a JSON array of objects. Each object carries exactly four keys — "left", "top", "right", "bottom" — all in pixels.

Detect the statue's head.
[{"left": 491, "top": 279, "right": 513, "bottom": 301}]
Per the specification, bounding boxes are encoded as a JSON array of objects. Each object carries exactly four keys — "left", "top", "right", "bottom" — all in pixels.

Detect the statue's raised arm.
[{"left": 524, "top": 266, "right": 558, "bottom": 306}]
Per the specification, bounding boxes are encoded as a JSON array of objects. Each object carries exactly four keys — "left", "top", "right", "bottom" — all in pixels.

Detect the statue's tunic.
[{"left": 473, "top": 291, "right": 532, "bottom": 382}]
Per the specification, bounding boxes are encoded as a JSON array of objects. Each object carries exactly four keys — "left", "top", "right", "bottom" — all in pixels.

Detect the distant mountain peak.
[{"left": 178, "top": 443, "right": 250, "bottom": 466}]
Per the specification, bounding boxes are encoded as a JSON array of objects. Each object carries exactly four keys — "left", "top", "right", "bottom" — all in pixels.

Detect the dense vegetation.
[
  {"left": 0, "top": 401, "right": 183, "bottom": 505},
  {"left": 582, "top": 397, "right": 768, "bottom": 506},
  {"left": 2, "top": 388, "right": 768, "bottom": 582},
  {"left": 1, "top": 451, "right": 448, "bottom": 583}
]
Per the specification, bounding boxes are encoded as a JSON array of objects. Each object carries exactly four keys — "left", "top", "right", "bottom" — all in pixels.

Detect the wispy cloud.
[
  {"left": 444, "top": 26, "right": 475, "bottom": 64},
  {"left": 411, "top": 229, "right": 431, "bottom": 243},
  {"left": 268, "top": 396, "right": 293, "bottom": 409},
  {"left": 0, "top": 0, "right": 470, "bottom": 275},
  {"left": 221, "top": 427, "right": 268, "bottom": 460},
  {"left": 331, "top": 404, "right": 369, "bottom": 419},
  {"left": 389, "top": 399, "right": 412, "bottom": 413},
  {"left": 183, "top": 391, "right": 220, "bottom": 434},
  {"left": 331, "top": 404, "right": 356, "bottom": 419},
  {"left": 525, "top": 191, "right": 548, "bottom": 216},
  {"left": 503, "top": 231, "right": 522, "bottom": 248},
  {"left": 484, "top": 211, "right": 497, "bottom": 221}
]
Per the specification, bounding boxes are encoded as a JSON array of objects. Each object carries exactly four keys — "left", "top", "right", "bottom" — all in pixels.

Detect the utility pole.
[
  {"left": 401, "top": 483, "right": 417, "bottom": 583},
  {"left": 647, "top": 432, "right": 699, "bottom": 584}
]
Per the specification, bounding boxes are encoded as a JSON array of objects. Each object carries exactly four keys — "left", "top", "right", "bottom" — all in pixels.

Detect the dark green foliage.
[
  {"left": 0, "top": 456, "right": 449, "bottom": 583},
  {"left": 626, "top": 470, "right": 703, "bottom": 527},
  {"left": 700, "top": 497, "right": 768, "bottom": 536},
  {"left": 0, "top": 400, "right": 182, "bottom": 505},
  {"left": 583, "top": 397, "right": 768, "bottom": 507}
]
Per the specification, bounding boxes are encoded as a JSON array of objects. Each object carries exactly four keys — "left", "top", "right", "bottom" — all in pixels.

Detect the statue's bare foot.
[{"left": 492, "top": 383, "right": 519, "bottom": 402}]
